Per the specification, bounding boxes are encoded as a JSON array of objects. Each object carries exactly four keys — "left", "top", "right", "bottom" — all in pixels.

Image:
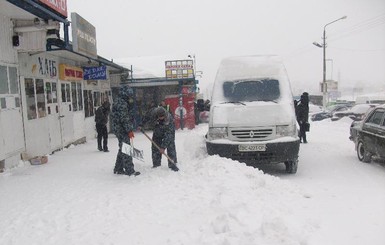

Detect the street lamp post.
[{"left": 314, "top": 16, "right": 347, "bottom": 109}]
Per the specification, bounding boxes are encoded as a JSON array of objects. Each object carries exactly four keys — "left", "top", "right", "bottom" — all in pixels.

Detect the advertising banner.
[
  {"left": 165, "top": 93, "right": 195, "bottom": 130},
  {"left": 59, "top": 64, "right": 83, "bottom": 81},
  {"left": 83, "top": 66, "right": 107, "bottom": 80},
  {"left": 71, "top": 13, "right": 97, "bottom": 58},
  {"left": 165, "top": 60, "right": 194, "bottom": 79},
  {"left": 39, "top": 0, "right": 68, "bottom": 17}
]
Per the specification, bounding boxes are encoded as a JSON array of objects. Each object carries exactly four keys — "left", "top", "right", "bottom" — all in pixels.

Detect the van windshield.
[{"left": 222, "top": 79, "right": 280, "bottom": 102}]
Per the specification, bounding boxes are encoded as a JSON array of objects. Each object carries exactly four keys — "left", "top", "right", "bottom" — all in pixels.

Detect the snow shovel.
[
  {"left": 121, "top": 140, "right": 144, "bottom": 162},
  {"left": 131, "top": 138, "right": 144, "bottom": 161},
  {"left": 140, "top": 128, "right": 176, "bottom": 165}
]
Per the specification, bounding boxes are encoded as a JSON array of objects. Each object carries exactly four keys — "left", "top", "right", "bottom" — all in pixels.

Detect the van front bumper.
[{"left": 206, "top": 139, "right": 300, "bottom": 164}]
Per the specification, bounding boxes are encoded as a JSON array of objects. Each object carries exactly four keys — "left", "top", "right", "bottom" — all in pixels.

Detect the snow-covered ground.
[{"left": 1, "top": 118, "right": 384, "bottom": 245}]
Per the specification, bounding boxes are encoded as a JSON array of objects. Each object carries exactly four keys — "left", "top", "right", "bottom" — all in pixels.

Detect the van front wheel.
[{"left": 284, "top": 159, "right": 298, "bottom": 174}]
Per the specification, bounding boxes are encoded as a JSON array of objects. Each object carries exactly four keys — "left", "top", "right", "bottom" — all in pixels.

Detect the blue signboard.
[{"left": 83, "top": 66, "right": 107, "bottom": 80}]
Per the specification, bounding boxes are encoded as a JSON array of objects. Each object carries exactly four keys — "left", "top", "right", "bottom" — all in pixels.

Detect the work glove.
[{"left": 128, "top": 131, "right": 135, "bottom": 139}]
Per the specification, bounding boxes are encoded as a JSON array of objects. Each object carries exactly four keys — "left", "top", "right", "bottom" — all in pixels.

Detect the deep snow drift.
[{"left": 1, "top": 118, "right": 384, "bottom": 245}]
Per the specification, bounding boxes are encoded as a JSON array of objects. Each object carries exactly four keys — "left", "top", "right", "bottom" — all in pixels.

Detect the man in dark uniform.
[
  {"left": 297, "top": 92, "right": 310, "bottom": 143},
  {"left": 142, "top": 107, "right": 179, "bottom": 171},
  {"left": 95, "top": 100, "right": 110, "bottom": 152},
  {"left": 111, "top": 86, "right": 140, "bottom": 176}
]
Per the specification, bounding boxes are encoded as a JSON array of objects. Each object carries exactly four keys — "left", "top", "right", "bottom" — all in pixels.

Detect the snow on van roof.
[
  {"left": 215, "top": 55, "right": 285, "bottom": 82},
  {"left": 211, "top": 55, "right": 293, "bottom": 103}
]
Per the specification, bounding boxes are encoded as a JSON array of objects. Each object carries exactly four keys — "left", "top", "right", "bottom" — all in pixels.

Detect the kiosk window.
[
  {"left": 77, "top": 83, "right": 83, "bottom": 110},
  {"left": 9, "top": 67, "right": 18, "bottom": 94},
  {"left": 71, "top": 82, "right": 78, "bottom": 111},
  {"left": 46, "top": 82, "right": 52, "bottom": 103},
  {"left": 71, "top": 82, "right": 83, "bottom": 112},
  {"left": 36, "top": 79, "right": 46, "bottom": 118},
  {"left": 25, "top": 78, "right": 37, "bottom": 120},
  {"left": 84, "top": 89, "right": 94, "bottom": 117},
  {"left": 46, "top": 81, "right": 58, "bottom": 105},
  {"left": 0, "top": 66, "right": 9, "bottom": 94}
]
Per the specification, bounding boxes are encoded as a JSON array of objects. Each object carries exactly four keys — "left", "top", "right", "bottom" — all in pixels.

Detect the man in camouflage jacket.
[
  {"left": 142, "top": 107, "right": 179, "bottom": 171},
  {"left": 111, "top": 86, "right": 140, "bottom": 176}
]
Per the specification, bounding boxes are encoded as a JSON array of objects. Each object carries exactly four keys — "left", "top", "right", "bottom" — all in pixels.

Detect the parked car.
[
  {"left": 332, "top": 104, "right": 377, "bottom": 121},
  {"left": 350, "top": 104, "right": 385, "bottom": 163},
  {"left": 311, "top": 111, "right": 330, "bottom": 121},
  {"left": 311, "top": 104, "right": 351, "bottom": 121},
  {"left": 309, "top": 103, "right": 323, "bottom": 114}
]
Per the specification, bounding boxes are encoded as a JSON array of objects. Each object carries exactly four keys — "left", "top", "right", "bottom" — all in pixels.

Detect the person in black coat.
[
  {"left": 296, "top": 92, "right": 309, "bottom": 143},
  {"left": 95, "top": 100, "right": 110, "bottom": 152}
]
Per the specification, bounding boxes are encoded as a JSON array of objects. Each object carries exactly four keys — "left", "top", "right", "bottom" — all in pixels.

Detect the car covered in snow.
[
  {"left": 206, "top": 55, "right": 300, "bottom": 173},
  {"left": 332, "top": 104, "right": 376, "bottom": 121},
  {"left": 350, "top": 104, "right": 385, "bottom": 163}
]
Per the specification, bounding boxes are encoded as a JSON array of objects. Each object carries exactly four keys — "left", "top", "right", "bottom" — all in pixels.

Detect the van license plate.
[{"left": 239, "top": 144, "right": 266, "bottom": 152}]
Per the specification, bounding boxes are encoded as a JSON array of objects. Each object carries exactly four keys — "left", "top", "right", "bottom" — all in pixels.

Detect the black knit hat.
[{"left": 155, "top": 107, "right": 166, "bottom": 118}]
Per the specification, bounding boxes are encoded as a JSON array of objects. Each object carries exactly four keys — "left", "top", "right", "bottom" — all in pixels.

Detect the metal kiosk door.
[
  {"left": 45, "top": 80, "right": 62, "bottom": 150},
  {"left": 59, "top": 82, "right": 74, "bottom": 146}
]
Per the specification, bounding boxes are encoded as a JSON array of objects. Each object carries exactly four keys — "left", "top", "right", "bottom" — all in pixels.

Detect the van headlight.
[
  {"left": 276, "top": 124, "right": 296, "bottom": 137},
  {"left": 208, "top": 127, "right": 228, "bottom": 140}
]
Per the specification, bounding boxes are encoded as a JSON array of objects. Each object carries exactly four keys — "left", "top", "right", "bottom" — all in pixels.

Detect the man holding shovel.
[
  {"left": 111, "top": 86, "right": 140, "bottom": 176},
  {"left": 140, "top": 106, "right": 179, "bottom": 172}
]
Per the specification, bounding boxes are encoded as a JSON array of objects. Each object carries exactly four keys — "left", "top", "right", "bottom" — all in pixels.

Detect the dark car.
[
  {"left": 311, "top": 104, "right": 351, "bottom": 121},
  {"left": 311, "top": 112, "right": 330, "bottom": 121},
  {"left": 350, "top": 104, "right": 385, "bottom": 163}
]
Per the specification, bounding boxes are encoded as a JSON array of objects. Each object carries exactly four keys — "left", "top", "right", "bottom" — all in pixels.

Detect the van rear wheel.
[{"left": 284, "top": 159, "right": 298, "bottom": 174}]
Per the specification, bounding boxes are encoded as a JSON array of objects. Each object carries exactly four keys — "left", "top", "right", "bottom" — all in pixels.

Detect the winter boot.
[
  {"left": 125, "top": 169, "right": 141, "bottom": 176},
  {"left": 169, "top": 163, "right": 179, "bottom": 172},
  {"left": 303, "top": 135, "right": 308, "bottom": 143},
  {"left": 114, "top": 169, "right": 125, "bottom": 174}
]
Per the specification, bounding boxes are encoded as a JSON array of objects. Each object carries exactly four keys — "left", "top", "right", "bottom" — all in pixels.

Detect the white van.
[{"left": 206, "top": 55, "right": 300, "bottom": 173}]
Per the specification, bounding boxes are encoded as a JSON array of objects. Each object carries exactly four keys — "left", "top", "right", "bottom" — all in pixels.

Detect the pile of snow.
[
  {"left": 1, "top": 121, "right": 384, "bottom": 245},
  {"left": 0, "top": 125, "right": 314, "bottom": 245}
]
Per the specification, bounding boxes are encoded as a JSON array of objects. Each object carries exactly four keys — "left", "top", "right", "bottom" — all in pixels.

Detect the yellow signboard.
[
  {"left": 165, "top": 60, "right": 194, "bottom": 79},
  {"left": 59, "top": 64, "right": 83, "bottom": 81}
]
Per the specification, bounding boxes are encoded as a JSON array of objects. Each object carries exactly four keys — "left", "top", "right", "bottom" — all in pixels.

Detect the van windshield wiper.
[
  {"left": 220, "top": 101, "right": 246, "bottom": 105},
  {"left": 263, "top": 99, "right": 278, "bottom": 103},
  {"left": 246, "top": 99, "right": 278, "bottom": 103}
]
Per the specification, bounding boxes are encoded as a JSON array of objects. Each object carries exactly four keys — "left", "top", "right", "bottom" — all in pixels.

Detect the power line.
[
  {"left": 284, "top": 13, "right": 385, "bottom": 61},
  {"left": 328, "top": 13, "right": 385, "bottom": 42},
  {"left": 329, "top": 47, "right": 385, "bottom": 52}
]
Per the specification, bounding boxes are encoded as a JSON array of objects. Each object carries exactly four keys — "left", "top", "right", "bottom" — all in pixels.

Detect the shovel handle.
[{"left": 140, "top": 129, "right": 175, "bottom": 164}]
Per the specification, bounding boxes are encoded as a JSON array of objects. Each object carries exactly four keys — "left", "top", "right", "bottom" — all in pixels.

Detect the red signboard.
[
  {"left": 165, "top": 94, "right": 196, "bottom": 130},
  {"left": 39, "top": 0, "right": 68, "bottom": 17},
  {"left": 59, "top": 64, "right": 83, "bottom": 81}
]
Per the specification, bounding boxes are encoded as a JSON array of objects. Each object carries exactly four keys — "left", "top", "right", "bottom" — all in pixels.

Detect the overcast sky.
[{"left": 67, "top": 0, "right": 385, "bottom": 96}]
